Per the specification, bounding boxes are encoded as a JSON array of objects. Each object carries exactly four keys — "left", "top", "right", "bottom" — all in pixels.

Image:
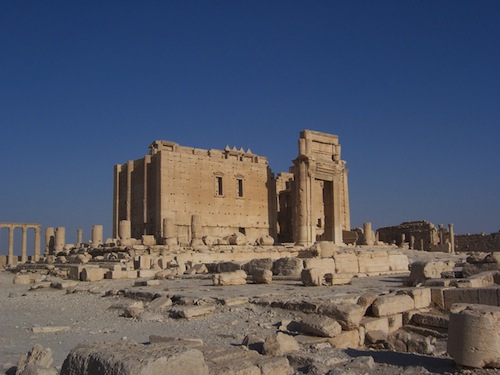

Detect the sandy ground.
[{"left": 1, "top": 250, "right": 498, "bottom": 375}]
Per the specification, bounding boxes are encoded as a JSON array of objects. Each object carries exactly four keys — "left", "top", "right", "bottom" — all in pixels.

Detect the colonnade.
[{"left": 0, "top": 223, "right": 41, "bottom": 265}]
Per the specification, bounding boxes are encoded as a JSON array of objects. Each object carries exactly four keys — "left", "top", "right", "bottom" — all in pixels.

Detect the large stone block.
[
  {"left": 272, "top": 257, "right": 303, "bottom": 277},
  {"left": 303, "top": 258, "right": 335, "bottom": 273},
  {"left": 372, "top": 294, "right": 415, "bottom": 317},
  {"left": 408, "top": 260, "right": 455, "bottom": 286},
  {"left": 408, "top": 288, "right": 431, "bottom": 309},
  {"left": 252, "top": 269, "right": 273, "bottom": 284},
  {"left": 327, "top": 329, "right": 362, "bottom": 349},
  {"left": 318, "top": 302, "right": 365, "bottom": 330},
  {"left": 443, "top": 287, "right": 500, "bottom": 311},
  {"left": 388, "top": 252, "right": 410, "bottom": 272},
  {"left": 356, "top": 250, "right": 389, "bottom": 275},
  {"left": 81, "top": 267, "right": 105, "bottom": 282},
  {"left": 296, "top": 315, "right": 342, "bottom": 338},
  {"left": 361, "top": 317, "right": 389, "bottom": 335},
  {"left": 60, "top": 341, "right": 209, "bottom": 375},
  {"left": 334, "top": 251, "right": 359, "bottom": 274},
  {"left": 301, "top": 268, "right": 323, "bottom": 286},
  {"left": 263, "top": 333, "right": 299, "bottom": 356},
  {"left": 448, "top": 304, "right": 500, "bottom": 368}
]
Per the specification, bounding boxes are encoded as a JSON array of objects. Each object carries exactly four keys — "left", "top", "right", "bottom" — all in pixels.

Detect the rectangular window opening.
[
  {"left": 216, "top": 176, "right": 223, "bottom": 196},
  {"left": 237, "top": 178, "right": 243, "bottom": 197}
]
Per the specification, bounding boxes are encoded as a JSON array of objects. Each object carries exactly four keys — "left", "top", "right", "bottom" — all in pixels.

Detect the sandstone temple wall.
[{"left": 455, "top": 232, "right": 500, "bottom": 252}]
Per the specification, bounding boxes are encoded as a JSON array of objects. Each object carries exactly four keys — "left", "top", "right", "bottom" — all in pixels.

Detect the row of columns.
[
  {"left": 45, "top": 225, "right": 104, "bottom": 255},
  {"left": 0, "top": 223, "right": 41, "bottom": 265}
]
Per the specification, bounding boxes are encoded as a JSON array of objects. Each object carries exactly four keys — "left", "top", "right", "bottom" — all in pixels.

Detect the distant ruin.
[{"left": 113, "top": 130, "right": 350, "bottom": 247}]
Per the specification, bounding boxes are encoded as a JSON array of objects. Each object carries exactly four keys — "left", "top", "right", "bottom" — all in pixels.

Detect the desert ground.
[{"left": 1, "top": 250, "right": 499, "bottom": 375}]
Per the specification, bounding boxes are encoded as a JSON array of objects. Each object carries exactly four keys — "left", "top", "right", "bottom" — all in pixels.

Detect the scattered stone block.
[
  {"left": 357, "top": 250, "right": 389, "bottom": 274},
  {"left": 16, "top": 344, "right": 57, "bottom": 375},
  {"left": 410, "top": 313, "right": 448, "bottom": 330},
  {"left": 81, "top": 267, "right": 105, "bottom": 282},
  {"left": 243, "top": 258, "right": 273, "bottom": 274},
  {"left": 303, "top": 258, "right": 335, "bottom": 273},
  {"left": 301, "top": 268, "right": 323, "bottom": 286},
  {"left": 324, "top": 273, "right": 353, "bottom": 285},
  {"left": 408, "top": 288, "right": 431, "bottom": 309},
  {"left": 254, "top": 356, "right": 293, "bottom": 375},
  {"left": 365, "top": 330, "right": 387, "bottom": 345},
  {"left": 149, "top": 336, "right": 204, "bottom": 347},
  {"left": 443, "top": 286, "right": 500, "bottom": 310},
  {"left": 447, "top": 303, "right": 500, "bottom": 368},
  {"left": 263, "top": 333, "right": 300, "bottom": 356},
  {"left": 134, "top": 279, "right": 160, "bottom": 287},
  {"left": 327, "top": 329, "right": 361, "bottom": 349},
  {"left": 319, "top": 302, "right": 365, "bottom": 330},
  {"left": 123, "top": 301, "right": 144, "bottom": 318},
  {"left": 272, "top": 257, "right": 303, "bottom": 277},
  {"left": 387, "top": 313, "right": 403, "bottom": 333},
  {"left": 148, "top": 296, "right": 173, "bottom": 310},
  {"left": 212, "top": 270, "right": 247, "bottom": 286},
  {"left": 334, "top": 251, "right": 359, "bottom": 274},
  {"left": 315, "top": 241, "right": 339, "bottom": 258},
  {"left": 296, "top": 315, "right": 342, "bottom": 338},
  {"left": 387, "top": 251, "right": 410, "bottom": 272},
  {"left": 372, "top": 294, "right": 415, "bottom": 317},
  {"left": 171, "top": 305, "right": 216, "bottom": 319},
  {"left": 13, "top": 274, "right": 32, "bottom": 285},
  {"left": 407, "top": 260, "right": 455, "bottom": 286},
  {"left": 252, "top": 269, "right": 273, "bottom": 284},
  {"left": 60, "top": 341, "right": 209, "bottom": 375},
  {"left": 361, "top": 317, "right": 389, "bottom": 335},
  {"left": 50, "top": 280, "right": 79, "bottom": 289},
  {"left": 218, "top": 296, "right": 249, "bottom": 306},
  {"left": 32, "top": 326, "right": 71, "bottom": 333}
]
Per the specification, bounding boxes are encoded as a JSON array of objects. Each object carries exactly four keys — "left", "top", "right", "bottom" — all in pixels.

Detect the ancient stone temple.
[{"left": 113, "top": 130, "right": 350, "bottom": 246}]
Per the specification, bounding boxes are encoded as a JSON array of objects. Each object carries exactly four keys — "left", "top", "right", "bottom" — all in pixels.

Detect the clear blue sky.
[{"left": 1, "top": 1, "right": 499, "bottom": 251}]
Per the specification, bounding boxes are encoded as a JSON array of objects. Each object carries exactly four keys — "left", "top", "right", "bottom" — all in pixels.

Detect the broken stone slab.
[
  {"left": 60, "top": 341, "right": 209, "bottom": 375},
  {"left": 356, "top": 250, "right": 389, "bottom": 275},
  {"left": 263, "top": 332, "right": 299, "bottom": 356},
  {"left": 32, "top": 326, "right": 71, "bottom": 333},
  {"left": 324, "top": 272, "right": 353, "bottom": 285},
  {"left": 303, "top": 258, "right": 336, "bottom": 273},
  {"left": 13, "top": 273, "right": 44, "bottom": 285},
  {"left": 217, "top": 296, "right": 249, "bottom": 306},
  {"left": 15, "top": 344, "right": 57, "bottom": 375},
  {"left": 361, "top": 316, "right": 389, "bottom": 336},
  {"left": 286, "top": 348, "right": 351, "bottom": 370},
  {"left": 122, "top": 301, "right": 144, "bottom": 318},
  {"left": 447, "top": 303, "right": 500, "bottom": 368},
  {"left": 253, "top": 356, "right": 292, "bottom": 375},
  {"left": 371, "top": 294, "right": 415, "bottom": 317},
  {"left": 252, "top": 269, "right": 273, "bottom": 284},
  {"left": 333, "top": 251, "right": 359, "bottom": 274},
  {"left": 318, "top": 302, "right": 365, "bottom": 330},
  {"left": 387, "top": 251, "right": 410, "bottom": 272},
  {"left": 295, "top": 314, "right": 342, "bottom": 338},
  {"left": 407, "top": 288, "right": 431, "bottom": 309},
  {"left": 212, "top": 270, "right": 247, "bottom": 286},
  {"left": 410, "top": 313, "right": 448, "bottom": 330},
  {"left": 171, "top": 305, "right": 216, "bottom": 319},
  {"left": 443, "top": 286, "right": 500, "bottom": 311},
  {"left": 147, "top": 296, "right": 173, "bottom": 310},
  {"left": 242, "top": 258, "right": 274, "bottom": 274}
]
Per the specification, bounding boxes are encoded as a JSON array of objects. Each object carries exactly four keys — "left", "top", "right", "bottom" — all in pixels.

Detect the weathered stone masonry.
[{"left": 113, "top": 130, "right": 350, "bottom": 246}]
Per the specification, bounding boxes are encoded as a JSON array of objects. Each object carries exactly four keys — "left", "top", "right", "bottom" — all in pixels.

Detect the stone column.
[
  {"left": 119, "top": 220, "right": 131, "bottom": 240},
  {"left": 45, "top": 227, "right": 55, "bottom": 255},
  {"left": 449, "top": 223, "right": 455, "bottom": 253},
  {"left": 363, "top": 222, "right": 374, "bottom": 246},
  {"left": 7, "top": 225, "right": 14, "bottom": 266},
  {"left": 55, "top": 227, "right": 65, "bottom": 253},
  {"left": 162, "top": 217, "right": 177, "bottom": 245},
  {"left": 332, "top": 173, "right": 343, "bottom": 245},
  {"left": 438, "top": 224, "right": 444, "bottom": 245},
  {"left": 191, "top": 215, "right": 202, "bottom": 241},
  {"left": 77, "top": 229, "right": 83, "bottom": 245},
  {"left": 21, "top": 226, "right": 27, "bottom": 263},
  {"left": 34, "top": 226, "right": 41, "bottom": 262},
  {"left": 295, "top": 160, "right": 309, "bottom": 245},
  {"left": 92, "top": 225, "right": 103, "bottom": 247}
]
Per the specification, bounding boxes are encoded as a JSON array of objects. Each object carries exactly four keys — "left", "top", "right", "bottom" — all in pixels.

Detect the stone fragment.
[
  {"left": 272, "top": 257, "right": 303, "bottom": 277},
  {"left": 303, "top": 258, "right": 336, "bottom": 274},
  {"left": 324, "top": 273, "right": 353, "bottom": 285},
  {"left": 50, "top": 280, "right": 78, "bottom": 289},
  {"left": 32, "top": 326, "right": 71, "bottom": 333},
  {"left": 319, "top": 302, "right": 365, "bottom": 330},
  {"left": 361, "top": 317, "right": 389, "bottom": 335},
  {"left": 228, "top": 232, "right": 247, "bottom": 246},
  {"left": 16, "top": 344, "right": 57, "bottom": 375},
  {"left": 407, "top": 288, "right": 431, "bottom": 309},
  {"left": 258, "top": 235, "right": 275, "bottom": 246},
  {"left": 388, "top": 251, "right": 410, "bottom": 272},
  {"left": 252, "top": 269, "right": 273, "bottom": 284},
  {"left": 365, "top": 330, "right": 387, "bottom": 345},
  {"left": 296, "top": 315, "right": 342, "bottom": 338},
  {"left": 443, "top": 286, "right": 500, "bottom": 310},
  {"left": 447, "top": 303, "right": 500, "bottom": 368},
  {"left": 254, "top": 356, "right": 293, "bottom": 375},
  {"left": 60, "top": 341, "right": 208, "bottom": 375},
  {"left": 171, "top": 305, "right": 216, "bottom": 319},
  {"left": 356, "top": 250, "right": 389, "bottom": 274},
  {"left": 410, "top": 313, "right": 448, "bottom": 330},
  {"left": 263, "top": 332, "right": 300, "bottom": 356},
  {"left": 123, "top": 301, "right": 144, "bottom": 318},
  {"left": 212, "top": 270, "right": 247, "bottom": 286},
  {"left": 149, "top": 336, "right": 204, "bottom": 347},
  {"left": 315, "top": 241, "right": 338, "bottom": 258},
  {"left": 372, "top": 294, "right": 415, "bottom": 317},
  {"left": 134, "top": 279, "right": 160, "bottom": 287},
  {"left": 215, "top": 261, "right": 242, "bottom": 273},
  {"left": 148, "top": 296, "right": 173, "bottom": 310}
]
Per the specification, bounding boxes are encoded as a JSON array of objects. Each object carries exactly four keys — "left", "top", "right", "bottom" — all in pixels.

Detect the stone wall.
[{"left": 455, "top": 232, "right": 500, "bottom": 252}]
